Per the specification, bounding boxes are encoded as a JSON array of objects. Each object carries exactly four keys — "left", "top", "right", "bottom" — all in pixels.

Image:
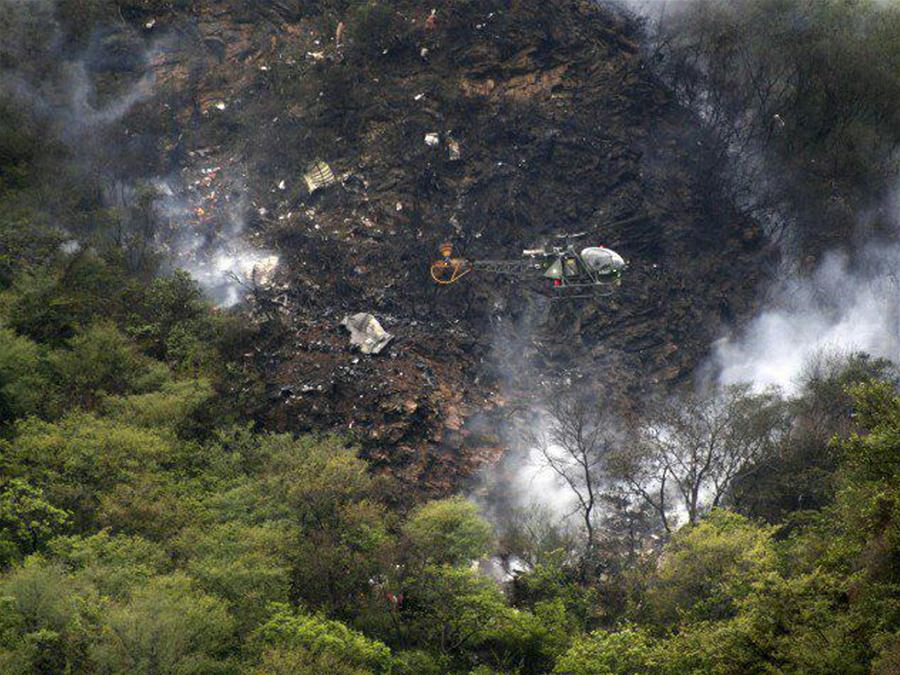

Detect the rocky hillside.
[{"left": 83, "top": 0, "right": 770, "bottom": 491}]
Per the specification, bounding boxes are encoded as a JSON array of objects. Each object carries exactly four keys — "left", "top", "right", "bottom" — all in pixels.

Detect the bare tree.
[
  {"left": 610, "top": 384, "right": 789, "bottom": 532},
  {"left": 529, "top": 395, "right": 619, "bottom": 566}
]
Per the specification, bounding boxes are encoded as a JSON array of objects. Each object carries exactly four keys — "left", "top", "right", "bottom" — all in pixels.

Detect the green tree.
[
  {"left": 644, "top": 509, "right": 777, "bottom": 625},
  {"left": 553, "top": 626, "right": 659, "bottom": 675},
  {"left": 0, "top": 328, "right": 51, "bottom": 423},
  {"left": 402, "top": 565, "right": 507, "bottom": 659},
  {"left": 47, "top": 530, "right": 170, "bottom": 599},
  {"left": 175, "top": 522, "right": 291, "bottom": 636},
  {"left": 2, "top": 252, "right": 131, "bottom": 346},
  {"left": 252, "top": 603, "right": 392, "bottom": 674},
  {"left": 4, "top": 413, "right": 173, "bottom": 531},
  {"left": 0, "top": 557, "right": 100, "bottom": 674},
  {"left": 48, "top": 322, "right": 168, "bottom": 410},
  {"left": 100, "top": 378, "right": 213, "bottom": 432},
  {"left": 0, "top": 479, "right": 69, "bottom": 561},
  {"left": 403, "top": 497, "right": 492, "bottom": 567},
  {"left": 90, "top": 573, "right": 236, "bottom": 675},
  {"left": 258, "top": 435, "right": 392, "bottom": 618}
]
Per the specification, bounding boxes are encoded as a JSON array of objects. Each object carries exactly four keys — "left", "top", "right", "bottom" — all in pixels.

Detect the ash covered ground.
[{"left": 65, "top": 0, "right": 772, "bottom": 493}]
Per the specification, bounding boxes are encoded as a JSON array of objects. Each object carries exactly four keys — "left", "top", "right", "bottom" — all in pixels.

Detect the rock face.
[{"left": 109, "top": 0, "right": 771, "bottom": 493}]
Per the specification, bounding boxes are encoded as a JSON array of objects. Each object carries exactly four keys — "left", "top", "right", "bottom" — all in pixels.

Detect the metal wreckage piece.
[
  {"left": 341, "top": 313, "right": 394, "bottom": 355},
  {"left": 304, "top": 160, "right": 337, "bottom": 193}
]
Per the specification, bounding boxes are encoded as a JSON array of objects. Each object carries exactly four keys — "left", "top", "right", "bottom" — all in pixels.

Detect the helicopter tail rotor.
[{"left": 430, "top": 242, "right": 472, "bottom": 285}]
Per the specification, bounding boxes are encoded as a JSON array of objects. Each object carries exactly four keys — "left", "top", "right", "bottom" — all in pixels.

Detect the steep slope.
[{"left": 97, "top": 0, "right": 770, "bottom": 491}]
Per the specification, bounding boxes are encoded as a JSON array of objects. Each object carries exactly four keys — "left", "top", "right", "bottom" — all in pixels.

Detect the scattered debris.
[
  {"left": 425, "top": 132, "right": 440, "bottom": 147},
  {"left": 277, "top": 180, "right": 286, "bottom": 190},
  {"left": 307, "top": 51, "right": 326, "bottom": 61},
  {"left": 341, "top": 313, "right": 394, "bottom": 355},
  {"left": 447, "top": 137, "right": 461, "bottom": 161},
  {"left": 214, "top": 101, "right": 227, "bottom": 111},
  {"left": 145, "top": 19, "right": 156, "bottom": 30},
  {"left": 425, "top": 9, "right": 437, "bottom": 30},
  {"left": 136, "top": 0, "right": 769, "bottom": 494},
  {"left": 304, "top": 161, "right": 337, "bottom": 193}
]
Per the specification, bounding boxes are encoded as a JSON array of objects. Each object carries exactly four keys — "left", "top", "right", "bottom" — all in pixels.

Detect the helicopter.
[{"left": 430, "top": 233, "right": 627, "bottom": 300}]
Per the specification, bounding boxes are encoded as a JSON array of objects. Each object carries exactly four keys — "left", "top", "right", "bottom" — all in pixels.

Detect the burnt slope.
[{"left": 113, "top": 0, "right": 770, "bottom": 491}]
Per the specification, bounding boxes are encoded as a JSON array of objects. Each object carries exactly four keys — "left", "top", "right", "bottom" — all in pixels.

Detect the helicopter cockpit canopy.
[
  {"left": 580, "top": 247, "right": 626, "bottom": 275},
  {"left": 542, "top": 247, "right": 626, "bottom": 280}
]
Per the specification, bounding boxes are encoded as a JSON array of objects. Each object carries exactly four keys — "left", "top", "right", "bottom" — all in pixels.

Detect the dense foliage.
[{"left": 0, "top": 222, "right": 896, "bottom": 674}]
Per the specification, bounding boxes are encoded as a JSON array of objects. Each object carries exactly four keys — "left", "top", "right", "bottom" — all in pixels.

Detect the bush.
[
  {"left": 554, "top": 626, "right": 659, "bottom": 675},
  {"left": 2, "top": 253, "right": 132, "bottom": 346},
  {"left": 0, "top": 328, "right": 51, "bottom": 423},
  {"left": 48, "top": 322, "right": 169, "bottom": 410},
  {"left": 403, "top": 497, "right": 493, "bottom": 566},
  {"left": 4, "top": 413, "right": 174, "bottom": 531},
  {"left": 89, "top": 573, "right": 235, "bottom": 673},
  {"left": 253, "top": 604, "right": 393, "bottom": 674},
  {"left": 0, "top": 480, "right": 69, "bottom": 561}
]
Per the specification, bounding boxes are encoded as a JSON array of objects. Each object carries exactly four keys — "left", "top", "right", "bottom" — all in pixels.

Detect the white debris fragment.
[
  {"left": 341, "top": 313, "right": 394, "bottom": 355},
  {"left": 420, "top": 47, "right": 429, "bottom": 59},
  {"left": 247, "top": 255, "right": 280, "bottom": 284},
  {"left": 395, "top": 202, "right": 404, "bottom": 211},
  {"left": 145, "top": 19, "right": 156, "bottom": 29},
  {"left": 277, "top": 180, "right": 286, "bottom": 190},
  {"left": 447, "top": 138, "right": 461, "bottom": 160},
  {"left": 307, "top": 51, "right": 325, "bottom": 61},
  {"left": 424, "top": 132, "right": 440, "bottom": 147},
  {"left": 414, "top": 92, "right": 426, "bottom": 101}
]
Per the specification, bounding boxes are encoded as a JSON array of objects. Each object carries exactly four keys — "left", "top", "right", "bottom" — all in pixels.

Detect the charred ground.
[{"left": 54, "top": 0, "right": 772, "bottom": 492}]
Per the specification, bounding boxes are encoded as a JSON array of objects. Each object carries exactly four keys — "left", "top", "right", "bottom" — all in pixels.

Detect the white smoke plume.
[
  {"left": 482, "top": 411, "right": 582, "bottom": 522},
  {"left": 608, "top": 0, "right": 900, "bottom": 392},
  {"left": 714, "top": 234, "right": 900, "bottom": 393},
  {"left": 153, "top": 175, "right": 279, "bottom": 308}
]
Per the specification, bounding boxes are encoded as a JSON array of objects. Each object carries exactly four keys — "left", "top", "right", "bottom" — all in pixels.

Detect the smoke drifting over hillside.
[
  {"left": 153, "top": 176, "right": 279, "bottom": 307},
  {"left": 612, "top": 0, "right": 900, "bottom": 392},
  {"left": 714, "top": 237, "right": 900, "bottom": 392},
  {"left": 0, "top": 0, "right": 274, "bottom": 307}
]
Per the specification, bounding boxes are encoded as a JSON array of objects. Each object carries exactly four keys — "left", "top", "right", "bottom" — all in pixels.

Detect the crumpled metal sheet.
[
  {"left": 304, "top": 160, "right": 337, "bottom": 193},
  {"left": 340, "top": 313, "right": 394, "bottom": 354}
]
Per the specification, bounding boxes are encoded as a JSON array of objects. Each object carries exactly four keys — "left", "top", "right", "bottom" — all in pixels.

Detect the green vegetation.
[{"left": 0, "top": 235, "right": 895, "bottom": 671}]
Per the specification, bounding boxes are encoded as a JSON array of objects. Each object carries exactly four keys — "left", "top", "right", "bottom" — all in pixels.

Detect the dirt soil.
[{"left": 107, "top": 0, "right": 773, "bottom": 494}]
